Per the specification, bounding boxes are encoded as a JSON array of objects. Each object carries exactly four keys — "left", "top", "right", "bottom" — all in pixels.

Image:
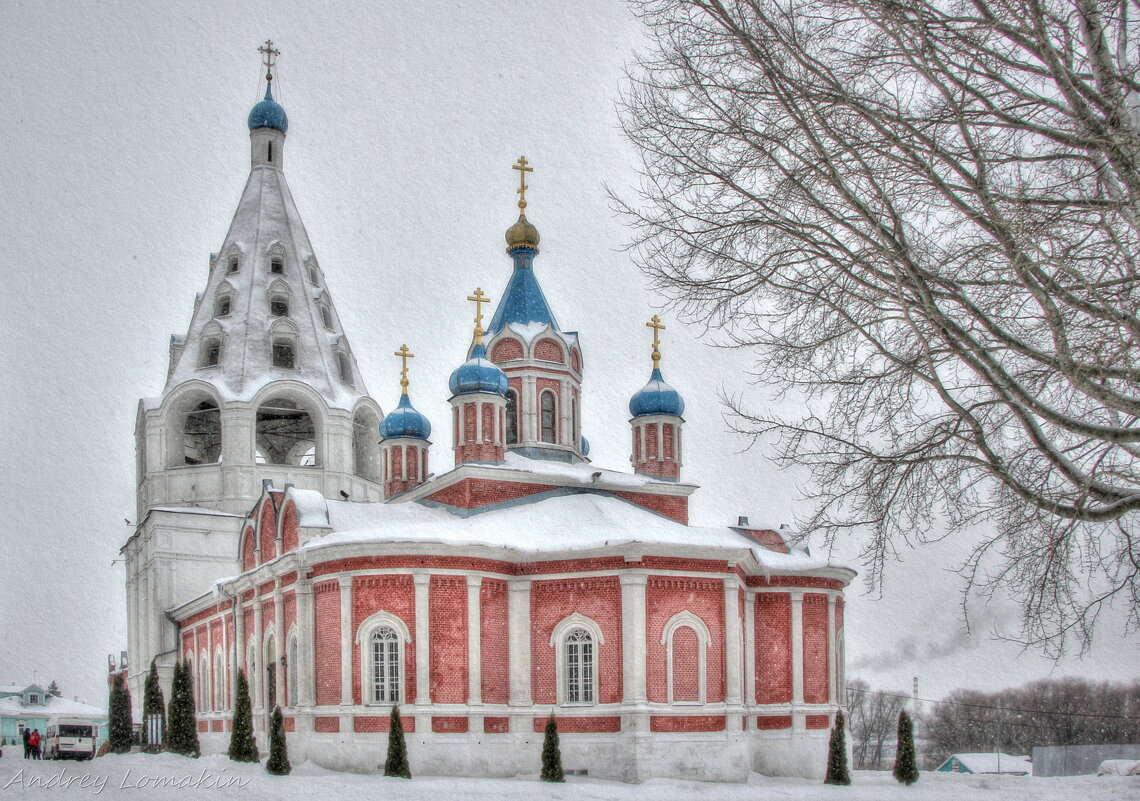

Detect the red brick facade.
[{"left": 756, "top": 593, "right": 792, "bottom": 704}]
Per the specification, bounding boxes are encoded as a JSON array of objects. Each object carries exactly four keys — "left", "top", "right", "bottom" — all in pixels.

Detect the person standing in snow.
[
  {"left": 21, "top": 727, "right": 30, "bottom": 759},
  {"left": 29, "top": 729, "right": 40, "bottom": 760}
]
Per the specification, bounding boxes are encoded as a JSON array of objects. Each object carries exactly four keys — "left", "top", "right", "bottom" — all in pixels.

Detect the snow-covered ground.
[{"left": 0, "top": 752, "right": 1136, "bottom": 800}]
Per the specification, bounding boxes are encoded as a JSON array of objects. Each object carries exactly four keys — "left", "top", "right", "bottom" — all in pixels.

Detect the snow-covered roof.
[
  {"left": 0, "top": 684, "right": 27, "bottom": 695},
  {"left": 284, "top": 486, "right": 332, "bottom": 528},
  {"left": 482, "top": 452, "right": 663, "bottom": 488},
  {"left": 302, "top": 491, "right": 827, "bottom": 570},
  {"left": 942, "top": 754, "right": 1033, "bottom": 775},
  {"left": 0, "top": 695, "right": 106, "bottom": 718}
]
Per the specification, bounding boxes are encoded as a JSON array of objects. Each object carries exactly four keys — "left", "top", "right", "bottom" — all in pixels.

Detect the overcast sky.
[{"left": 0, "top": 0, "right": 1132, "bottom": 711}]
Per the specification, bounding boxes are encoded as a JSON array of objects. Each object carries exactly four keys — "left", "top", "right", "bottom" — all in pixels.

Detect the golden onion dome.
[{"left": 505, "top": 213, "right": 540, "bottom": 251}]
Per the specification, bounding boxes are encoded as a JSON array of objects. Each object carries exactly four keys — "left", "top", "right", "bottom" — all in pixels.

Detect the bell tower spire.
[{"left": 137, "top": 46, "right": 385, "bottom": 517}]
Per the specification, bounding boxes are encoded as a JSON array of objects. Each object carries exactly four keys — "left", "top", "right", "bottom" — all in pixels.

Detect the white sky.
[{"left": 0, "top": 0, "right": 1133, "bottom": 711}]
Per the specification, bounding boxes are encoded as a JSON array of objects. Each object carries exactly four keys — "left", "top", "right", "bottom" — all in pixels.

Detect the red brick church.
[{"left": 122, "top": 45, "right": 853, "bottom": 782}]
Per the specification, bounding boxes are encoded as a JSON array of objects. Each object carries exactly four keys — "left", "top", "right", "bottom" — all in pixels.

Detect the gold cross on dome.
[
  {"left": 467, "top": 288, "right": 492, "bottom": 344},
  {"left": 512, "top": 156, "right": 533, "bottom": 212},
  {"left": 258, "top": 39, "right": 281, "bottom": 82},
  {"left": 646, "top": 315, "right": 666, "bottom": 369},
  {"left": 394, "top": 344, "right": 415, "bottom": 393}
]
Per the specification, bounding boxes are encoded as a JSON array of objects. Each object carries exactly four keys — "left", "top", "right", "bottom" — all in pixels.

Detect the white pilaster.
[
  {"left": 467, "top": 576, "right": 482, "bottom": 705},
  {"left": 619, "top": 573, "right": 648, "bottom": 704},
  {"left": 723, "top": 577, "right": 743, "bottom": 706},
  {"left": 743, "top": 590, "right": 756, "bottom": 707},
  {"left": 791, "top": 590, "right": 804, "bottom": 707},
  {"left": 273, "top": 581, "right": 284, "bottom": 710},
  {"left": 507, "top": 580, "right": 532, "bottom": 708},
  {"left": 827, "top": 593, "right": 837, "bottom": 705},
  {"left": 414, "top": 573, "right": 431, "bottom": 706},
  {"left": 251, "top": 598, "right": 263, "bottom": 710},
  {"left": 338, "top": 576, "right": 353, "bottom": 706},
  {"left": 296, "top": 578, "right": 315, "bottom": 707}
]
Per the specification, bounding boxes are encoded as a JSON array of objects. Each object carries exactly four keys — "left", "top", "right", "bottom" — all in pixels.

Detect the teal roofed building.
[{"left": 0, "top": 684, "right": 108, "bottom": 749}]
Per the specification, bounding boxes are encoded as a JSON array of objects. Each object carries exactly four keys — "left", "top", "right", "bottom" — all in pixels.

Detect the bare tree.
[
  {"left": 619, "top": 0, "right": 1140, "bottom": 654},
  {"left": 847, "top": 679, "right": 907, "bottom": 769}
]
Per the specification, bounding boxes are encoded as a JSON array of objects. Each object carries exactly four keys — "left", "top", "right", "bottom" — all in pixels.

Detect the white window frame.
[
  {"left": 355, "top": 611, "right": 412, "bottom": 706},
  {"left": 661, "top": 611, "right": 711, "bottom": 705},
  {"left": 549, "top": 613, "right": 604, "bottom": 706}
]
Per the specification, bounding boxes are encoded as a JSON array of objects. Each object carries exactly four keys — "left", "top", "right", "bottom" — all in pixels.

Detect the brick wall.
[
  {"left": 609, "top": 490, "right": 688, "bottom": 524},
  {"left": 530, "top": 577, "right": 622, "bottom": 705},
  {"left": 259, "top": 501, "right": 276, "bottom": 563},
  {"left": 242, "top": 526, "right": 255, "bottom": 571},
  {"left": 429, "top": 575, "right": 468, "bottom": 703},
  {"left": 351, "top": 575, "right": 416, "bottom": 704},
  {"left": 534, "top": 338, "right": 564, "bottom": 363},
  {"left": 533, "top": 716, "right": 619, "bottom": 733},
  {"left": 313, "top": 580, "right": 341, "bottom": 706},
  {"left": 650, "top": 715, "right": 725, "bottom": 732},
  {"left": 672, "top": 627, "right": 700, "bottom": 701},
  {"left": 281, "top": 502, "right": 298, "bottom": 553},
  {"left": 491, "top": 338, "right": 523, "bottom": 361},
  {"left": 480, "top": 579, "right": 509, "bottom": 704},
  {"left": 802, "top": 593, "right": 829, "bottom": 704},
  {"left": 425, "top": 477, "right": 556, "bottom": 510},
  {"left": 646, "top": 578, "right": 725, "bottom": 704},
  {"left": 756, "top": 593, "right": 792, "bottom": 704}
]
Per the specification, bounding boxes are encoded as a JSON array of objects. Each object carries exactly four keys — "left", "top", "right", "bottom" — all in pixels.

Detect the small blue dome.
[
  {"left": 247, "top": 84, "right": 288, "bottom": 133},
  {"left": 581, "top": 436, "right": 590, "bottom": 457},
  {"left": 449, "top": 343, "right": 508, "bottom": 396},
  {"left": 629, "top": 368, "right": 685, "bottom": 417},
  {"left": 379, "top": 393, "right": 431, "bottom": 440}
]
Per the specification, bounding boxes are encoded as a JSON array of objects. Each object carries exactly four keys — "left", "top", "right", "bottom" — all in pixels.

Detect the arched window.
[
  {"left": 255, "top": 397, "right": 316, "bottom": 466},
  {"left": 320, "top": 302, "right": 333, "bottom": 330},
  {"left": 183, "top": 401, "right": 221, "bottom": 464},
  {"left": 264, "top": 634, "right": 277, "bottom": 711},
  {"left": 215, "top": 650, "right": 225, "bottom": 711},
  {"left": 269, "top": 295, "right": 289, "bottom": 317},
  {"left": 200, "top": 336, "right": 222, "bottom": 368},
  {"left": 337, "top": 351, "right": 353, "bottom": 385},
  {"left": 270, "top": 256, "right": 284, "bottom": 274},
  {"left": 271, "top": 337, "right": 295, "bottom": 369},
  {"left": 200, "top": 655, "right": 210, "bottom": 714},
  {"left": 247, "top": 643, "right": 259, "bottom": 710},
  {"left": 215, "top": 295, "right": 231, "bottom": 317},
  {"left": 369, "top": 626, "right": 401, "bottom": 704},
  {"left": 352, "top": 406, "right": 382, "bottom": 481},
  {"left": 287, "top": 634, "right": 298, "bottom": 707},
  {"left": 228, "top": 255, "right": 239, "bottom": 273},
  {"left": 505, "top": 389, "right": 519, "bottom": 444},
  {"left": 267, "top": 141, "right": 274, "bottom": 163},
  {"left": 565, "top": 629, "right": 594, "bottom": 703},
  {"left": 540, "top": 390, "right": 557, "bottom": 444},
  {"left": 662, "top": 612, "right": 711, "bottom": 704},
  {"left": 308, "top": 265, "right": 320, "bottom": 286}
]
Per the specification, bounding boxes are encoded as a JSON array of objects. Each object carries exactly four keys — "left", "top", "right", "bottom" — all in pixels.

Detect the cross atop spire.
[
  {"left": 513, "top": 156, "right": 533, "bottom": 213},
  {"left": 258, "top": 39, "right": 280, "bottom": 83},
  {"left": 646, "top": 315, "right": 666, "bottom": 370},
  {"left": 394, "top": 344, "right": 415, "bottom": 394},
  {"left": 467, "top": 288, "right": 491, "bottom": 345}
]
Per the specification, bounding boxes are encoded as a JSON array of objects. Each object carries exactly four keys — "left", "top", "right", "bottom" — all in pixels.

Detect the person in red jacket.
[{"left": 28, "top": 729, "right": 41, "bottom": 760}]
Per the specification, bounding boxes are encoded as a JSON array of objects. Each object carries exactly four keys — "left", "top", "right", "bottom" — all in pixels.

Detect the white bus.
[{"left": 44, "top": 718, "right": 97, "bottom": 761}]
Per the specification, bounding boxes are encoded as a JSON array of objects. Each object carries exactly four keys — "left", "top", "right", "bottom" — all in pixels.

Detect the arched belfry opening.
[
  {"left": 255, "top": 397, "right": 317, "bottom": 466},
  {"left": 183, "top": 401, "right": 222, "bottom": 464},
  {"left": 353, "top": 406, "right": 382, "bottom": 482}
]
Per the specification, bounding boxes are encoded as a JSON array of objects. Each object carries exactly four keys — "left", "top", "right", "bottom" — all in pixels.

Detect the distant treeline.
[{"left": 924, "top": 677, "right": 1140, "bottom": 757}]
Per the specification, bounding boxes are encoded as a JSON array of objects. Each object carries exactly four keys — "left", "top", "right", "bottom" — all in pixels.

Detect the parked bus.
[{"left": 44, "top": 718, "right": 97, "bottom": 761}]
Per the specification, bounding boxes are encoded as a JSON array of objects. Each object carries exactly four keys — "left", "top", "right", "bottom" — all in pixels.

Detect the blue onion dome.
[
  {"left": 247, "top": 83, "right": 289, "bottom": 133},
  {"left": 449, "top": 343, "right": 509, "bottom": 396},
  {"left": 379, "top": 393, "right": 431, "bottom": 440},
  {"left": 581, "top": 436, "right": 591, "bottom": 457},
  {"left": 629, "top": 368, "right": 686, "bottom": 417}
]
